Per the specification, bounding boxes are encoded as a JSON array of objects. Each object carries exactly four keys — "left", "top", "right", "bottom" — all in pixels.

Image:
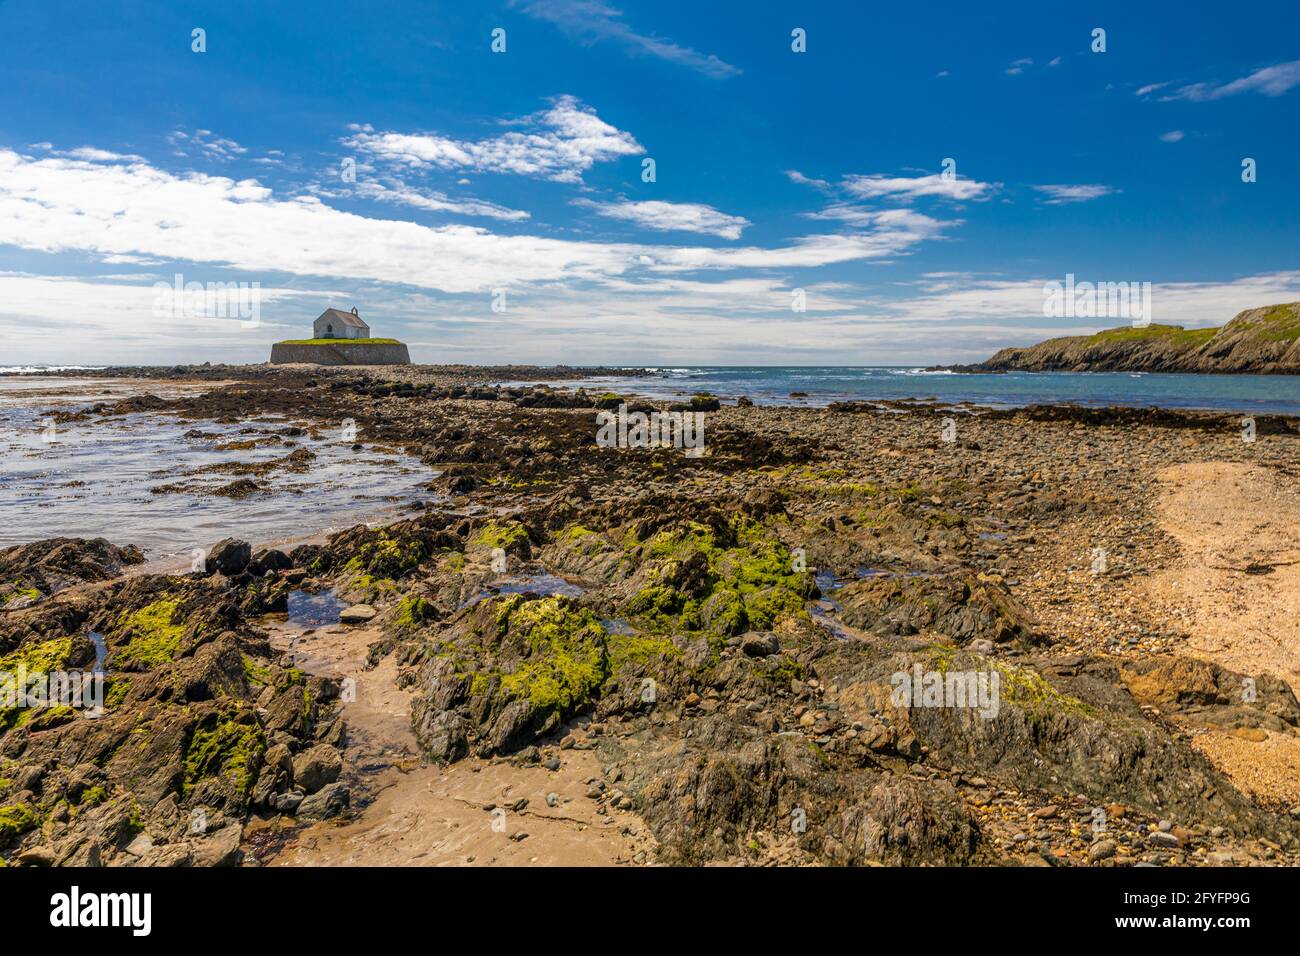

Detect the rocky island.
[
  {"left": 961, "top": 303, "right": 1300, "bottom": 374},
  {"left": 270, "top": 307, "right": 410, "bottom": 366}
]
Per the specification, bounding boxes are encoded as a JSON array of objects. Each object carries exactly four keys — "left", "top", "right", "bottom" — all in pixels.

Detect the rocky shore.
[{"left": 3, "top": 364, "right": 1300, "bottom": 867}]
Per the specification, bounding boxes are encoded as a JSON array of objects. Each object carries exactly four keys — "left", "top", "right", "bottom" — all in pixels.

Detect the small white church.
[{"left": 314, "top": 307, "right": 369, "bottom": 340}]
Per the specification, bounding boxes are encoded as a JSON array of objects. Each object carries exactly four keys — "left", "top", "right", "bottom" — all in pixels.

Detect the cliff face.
[{"left": 972, "top": 303, "right": 1300, "bottom": 374}]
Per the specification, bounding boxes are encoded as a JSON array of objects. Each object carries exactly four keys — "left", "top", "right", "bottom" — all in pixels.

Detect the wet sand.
[{"left": 261, "top": 618, "right": 655, "bottom": 866}]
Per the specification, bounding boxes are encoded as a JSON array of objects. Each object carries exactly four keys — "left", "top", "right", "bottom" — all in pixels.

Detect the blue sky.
[{"left": 1, "top": 0, "right": 1298, "bottom": 365}]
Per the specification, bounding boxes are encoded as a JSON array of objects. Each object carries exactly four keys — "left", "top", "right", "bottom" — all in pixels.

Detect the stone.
[
  {"left": 191, "top": 823, "right": 243, "bottom": 866},
  {"left": 205, "top": 538, "right": 252, "bottom": 576},
  {"left": 16, "top": 847, "right": 55, "bottom": 867},
  {"left": 292, "top": 744, "right": 343, "bottom": 794},
  {"left": 1088, "top": 840, "right": 1117, "bottom": 863},
  {"left": 740, "top": 632, "right": 780, "bottom": 657},
  {"left": 249, "top": 548, "right": 292, "bottom": 576},
  {"left": 124, "top": 833, "right": 155, "bottom": 857},
  {"left": 273, "top": 791, "right": 304, "bottom": 814},
  {"left": 296, "top": 782, "right": 349, "bottom": 820},
  {"left": 339, "top": 604, "right": 377, "bottom": 625}
]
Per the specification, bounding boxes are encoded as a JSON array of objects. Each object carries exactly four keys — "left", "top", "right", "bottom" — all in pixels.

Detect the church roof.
[{"left": 316, "top": 308, "right": 368, "bottom": 330}]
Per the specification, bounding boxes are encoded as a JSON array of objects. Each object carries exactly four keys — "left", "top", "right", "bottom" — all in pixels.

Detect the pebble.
[{"left": 1088, "top": 840, "right": 1117, "bottom": 863}]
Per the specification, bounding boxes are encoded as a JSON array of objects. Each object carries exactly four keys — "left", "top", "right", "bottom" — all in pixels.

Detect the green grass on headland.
[
  {"left": 1254, "top": 305, "right": 1300, "bottom": 342},
  {"left": 273, "top": 338, "right": 404, "bottom": 346},
  {"left": 1089, "top": 324, "right": 1218, "bottom": 344}
]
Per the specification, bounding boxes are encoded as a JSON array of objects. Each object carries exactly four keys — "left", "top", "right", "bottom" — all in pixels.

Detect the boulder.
[
  {"left": 292, "top": 744, "right": 342, "bottom": 794},
  {"left": 296, "top": 782, "right": 349, "bottom": 820},
  {"left": 740, "top": 632, "right": 780, "bottom": 657},
  {"left": 205, "top": 538, "right": 252, "bottom": 576}
]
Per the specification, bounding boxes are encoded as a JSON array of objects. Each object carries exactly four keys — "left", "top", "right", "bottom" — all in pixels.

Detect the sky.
[{"left": 1, "top": 0, "right": 1298, "bottom": 366}]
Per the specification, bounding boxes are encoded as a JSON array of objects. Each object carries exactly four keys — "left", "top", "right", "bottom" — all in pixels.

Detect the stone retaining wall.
[{"left": 270, "top": 342, "right": 411, "bottom": 365}]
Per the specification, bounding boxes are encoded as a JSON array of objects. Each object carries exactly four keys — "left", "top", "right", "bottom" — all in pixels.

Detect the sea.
[
  {"left": 514, "top": 366, "right": 1300, "bottom": 416},
  {"left": 0, "top": 374, "right": 434, "bottom": 560}
]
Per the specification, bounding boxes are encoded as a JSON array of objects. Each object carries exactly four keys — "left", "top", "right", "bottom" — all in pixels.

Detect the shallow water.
[
  {"left": 285, "top": 589, "right": 347, "bottom": 627},
  {"left": 501, "top": 366, "right": 1300, "bottom": 415},
  {"left": 89, "top": 631, "right": 107, "bottom": 673},
  {"left": 0, "top": 378, "right": 435, "bottom": 558},
  {"left": 459, "top": 571, "right": 587, "bottom": 610},
  {"left": 494, "top": 573, "right": 585, "bottom": 598}
]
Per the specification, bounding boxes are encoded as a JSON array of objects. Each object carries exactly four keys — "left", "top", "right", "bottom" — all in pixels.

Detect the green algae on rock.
[{"left": 111, "top": 598, "right": 186, "bottom": 669}]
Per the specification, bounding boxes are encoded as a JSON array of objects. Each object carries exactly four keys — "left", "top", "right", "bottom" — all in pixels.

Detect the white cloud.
[
  {"left": 1005, "top": 57, "right": 1033, "bottom": 75},
  {"left": 517, "top": 0, "right": 740, "bottom": 78},
  {"left": 1159, "top": 130, "right": 1185, "bottom": 143},
  {"left": 350, "top": 180, "right": 530, "bottom": 221},
  {"left": 0, "top": 148, "right": 951, "bottom": 304},
  {"left": 373, "top": 269, "right": 1300, "bottom": 365},
  {"left": 343, "top": 95, "right": 643, "bottom": 184},
  {"left": 7, "top": 260, "right": 1299, "bottom": 367},
  {"left": 98, "top": 254, "right": 165, "bottom": 265},
  {"left": 805, "top": 205, "right": 956, "bottom": 234},
  {"left": 842, "top": 172, "right": 997, "bottom": 203},
  {"left": 1153, "top": 60, "right": 1300, "bottom": 102},
  {"left": 1031, "top": 183, "right": 1117, "bottom": 205},
  {"left": 0, "top": 148, "right": 638, "bottom": 293},
  {"left": 644, "top": 210, "right": 950, "bottom": 271},
  {"left": 574, "top": 198, "right": 749, "bottom": 238},
  {"left": 0, "top": 272, "right": 315, "bottom": 362},
  {"left": 785, "top": 169, "right": 831, "bottom": 190},
  {"left": 57, "top": 146, "right": 144, "bottom": 163},
  {"left": 168, "top": 129, "right": 247, "bottom": 161},
  {"left": 890, "top": 271, "right": 1300, "bottom": 333}
]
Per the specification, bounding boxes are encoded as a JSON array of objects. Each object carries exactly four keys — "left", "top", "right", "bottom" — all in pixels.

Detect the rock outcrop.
[{"left": 966, "top": 303, "right": 1300, "bottom": 374}]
